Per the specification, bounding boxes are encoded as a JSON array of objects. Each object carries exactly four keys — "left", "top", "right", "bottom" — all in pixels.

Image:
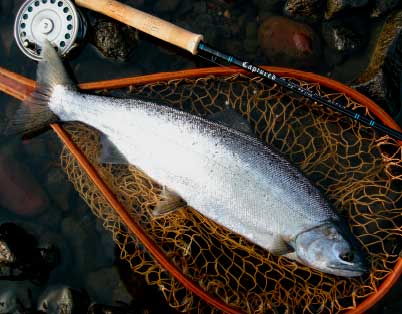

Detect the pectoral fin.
[
  {"left": 152, "top": 186, "right": 187, "bottom": 216},
  {"left": 99, "top": 134, "right": 128, "bottom": 164},
  {"left": 269, "top": 236, "right": 295, "bottom": 256}
]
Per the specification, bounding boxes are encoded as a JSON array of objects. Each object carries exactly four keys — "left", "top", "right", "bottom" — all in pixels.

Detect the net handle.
[
  {"left": 75, "top": 0, "right": 203, "bottom": 55},
  {"left": 0, "top": 67, "right": 244, "bottom": 314}
]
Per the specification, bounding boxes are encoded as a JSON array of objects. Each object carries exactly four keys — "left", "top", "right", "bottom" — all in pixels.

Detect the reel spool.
[{"left": 14, "top": 0, "right": 87, "bottom": 61}]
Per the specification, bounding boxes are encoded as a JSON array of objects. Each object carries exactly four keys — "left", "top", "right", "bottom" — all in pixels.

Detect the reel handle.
[{"left": 75, "top": 0, "right": 204, "bottom": 55}]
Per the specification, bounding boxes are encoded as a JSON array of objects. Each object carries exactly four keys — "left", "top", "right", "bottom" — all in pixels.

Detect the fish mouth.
[{"left": 328, "top": 263, "right": 368, "bottom": 277}]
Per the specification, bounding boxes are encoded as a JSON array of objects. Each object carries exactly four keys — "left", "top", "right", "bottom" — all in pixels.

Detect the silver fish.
[{"left": 11, "top": 42, "right": 368, "bottom": 277}]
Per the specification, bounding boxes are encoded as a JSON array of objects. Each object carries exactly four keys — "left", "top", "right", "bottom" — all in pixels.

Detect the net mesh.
[{"left": 59, "top": 73, "right": 402, "bottom": 314}]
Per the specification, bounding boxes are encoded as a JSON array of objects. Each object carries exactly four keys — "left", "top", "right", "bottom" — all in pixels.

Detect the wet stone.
[
  {"left": 283, "top": 0, "right": 324, "bottom": 23},
  {"left": 353, "top": 69, "right": 388, "bottom": 108},
  {"left": 0, "top": 1, "right": 14, "bottom": 16},
  {"left": 45, "top": 167, "right": 73, "bottom": 212},
  {"left": 154, "top": 0, "right": 180, "bottom": 13},
  {"left": 89, "top": 16, "right": 139, "bottom": 61},
  {"left": 0, "top": 281, "right": 38, "bottom": 314},
  {"left": 0, "top": 223, "right": 60, "bottom": 284},
  {"left": 258, "top": 16, "right": 321, "bottom": 69},
  {"left": 85, "top": 267, "right": 129, "bottom": 304},
  {"left": 0, "top": 149, "right": 49, "bottom": 217},
  {"left": 37, "top": 286, "right": 90, "bottom": 314},
  {"left": 254, "top": 0, "right": 284, "bottom": 19},
  {"left": 353, "top": 10, "right": 402, "bottom": 114},
  {"left": 87, "top": 304, "right": 135, "bottom": 314},
  {"left": 326, "top": 0, "right": 369, "bottom": 19},
  {"left": 0, "top": 240, "right": 13, "bottom": 264},
  {"left": 371, "top": 0, "right": 400, "bottom": 18},
  {"left": 61, "top": 215, "right": 101, "bottom": 277},
  {"left": 322, "top": 19, "right": 365, "bottom": 55}
]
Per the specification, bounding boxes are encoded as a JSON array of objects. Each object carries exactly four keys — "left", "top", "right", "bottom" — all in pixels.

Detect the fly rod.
[{"left": 74, "top": 0, "right": 402, "bottom": 142}]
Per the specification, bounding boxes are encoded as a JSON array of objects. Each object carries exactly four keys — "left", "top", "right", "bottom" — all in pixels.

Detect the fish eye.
[{"left": 339, "top": 251, "right": 354, "bottom": 263}]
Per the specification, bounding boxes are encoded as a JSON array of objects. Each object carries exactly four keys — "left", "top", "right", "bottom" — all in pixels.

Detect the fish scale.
[
  {"left": 10, "top": 41, "right": 368, "bottom": 277},
  {"left": 51, "top": 84, "right": 336, "bottom": 245}
]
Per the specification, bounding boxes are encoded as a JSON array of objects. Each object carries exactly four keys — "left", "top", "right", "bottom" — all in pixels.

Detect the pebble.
[
  {"left": 87, "top": 304, "right": 135, "bottom": 314},
  {"left": 154, "top": 0, "right": 180, "bottom": 13},
  {"left": 45, "top": 167, "right": 73, "bottom": 212},
  {"left": 283, "top": 0, "right": 324, "bottom": 23},
  {"left": 353, "top": 10, "right": 402, "bottom": 112},
  {"left": 89, "top": 17, "right": 139, "bottom": 62},
  {"left": 0, "top": 222, "right": 59, "bottom": 284},
  {"left": 37, "top": 286, "right": 90, "bottom": 314},
  {"left": 85, "top": 266, "right": 130, "bottom": 304},
  {"left": 371, "top": 0, "right": 400, "bottom": 18},
  {"left": 61, "top": 215, "right": 101, "bottom": 277},
  {"left": 0, "top": 281, "right": 38, "bottom": 314},
  {"left": 0, "top": 22, "right": 13, "bottom": 59},
  {"left": 258, "top": 16, "right": 321, "bottom": 69},
  {"left": 322, "top": 19, "right": 364, "bottom": 54},
  {"left": 254, "top": 0, "right": 284, "bottom": 20},
  {"left": 0, "top": 150, "right": 49, "bottom": 217},
  {"left": 0, "top": 1, "right": 13, "bottom": 16},
  {"left": 22, "top": 137, "right": 50, "bottom": 161},
  {"left": 326, "top": 0, "right": 369, "bottom": 19}
]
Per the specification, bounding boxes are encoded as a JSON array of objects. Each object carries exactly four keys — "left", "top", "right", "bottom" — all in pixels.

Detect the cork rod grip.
[{"left": 75, "top": 0, "right": 204, "bottom": 55}]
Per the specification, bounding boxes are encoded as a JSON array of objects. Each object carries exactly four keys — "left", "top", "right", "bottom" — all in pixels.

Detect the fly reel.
[{"left": 14, "top": 0, "right": 87, "bottom": 61}]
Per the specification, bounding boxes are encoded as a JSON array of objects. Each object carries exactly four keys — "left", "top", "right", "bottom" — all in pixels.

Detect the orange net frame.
[{"left": 60, "top": 73, "right": 402, "bottom": 313}]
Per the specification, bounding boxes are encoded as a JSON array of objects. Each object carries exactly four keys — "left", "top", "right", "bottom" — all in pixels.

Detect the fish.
[{"left": 9, "top": 41, "right": 368, "bottom": 277}]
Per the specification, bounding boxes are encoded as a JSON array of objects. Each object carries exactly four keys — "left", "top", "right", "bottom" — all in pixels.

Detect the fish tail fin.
[{"left": 5, "top": 40, "right": 74, "bottom": 136}]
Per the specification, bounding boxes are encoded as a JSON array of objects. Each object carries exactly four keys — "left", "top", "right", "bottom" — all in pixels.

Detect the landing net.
[{"left": 60, "top": 73, "right": 402, "bottom": 313}]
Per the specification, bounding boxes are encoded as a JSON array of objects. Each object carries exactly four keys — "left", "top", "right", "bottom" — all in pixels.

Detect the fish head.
[{"left": 292, "top": 221, "right": 368, "bottom": 277}]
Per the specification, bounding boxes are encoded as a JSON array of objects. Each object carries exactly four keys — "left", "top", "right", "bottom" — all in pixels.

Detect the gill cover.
[{"left": 292, "top": 222, "right": 368, "bottom": 277}]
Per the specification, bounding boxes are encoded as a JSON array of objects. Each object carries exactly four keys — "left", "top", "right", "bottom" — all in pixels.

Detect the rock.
[
  {"left": 95, "top": 221, "right": 115, "bottom": 265},
  {"left": 326, "top": 0, "right": 369, "bottom": 19},
  {"left": 353, "top": 10, "right": 402, "bottom": 114},
  {"left": 37, "top": 286, "right": 90, "bottom": 314},
  {"left": 85, "top": 267, "right": 125, "bottom": 304},
  {"left": 0, "top": 223, "right": 60, "bottom": 284},
  {"left": 0, "top": 1, "right": 14, "bottom": 15},
  {"left": 322, "top": 19, "right": 365, "bottom": 55},
  {"left": 87, "top": 304, "right": 135, "bottom": 314},
  {"left": 22, "top": 137, "right": 49, "bottom": 161},
  {"left": 283, "top": 0, "right": 324, "bottom": 23},
  {"left": 258, "top": 16, "right": 321, "bottom": 69},
  {"left": 89, "top": 16, "right": 139, "bottom": 61},
  {"left": 154, "top": 0, "right": 180, "bottom": 13},
  {"left": 0, "top": 149, "right": 49, "bottom": 217},
  {"left": 0, "top": 281, "right": 38, "bottom": 314},
  {"left": 61, "top": 215, "right": 101, "bottom": 276},
  {"left": 353, "top": 69, "right": 389, "bottom": 107},
  {"left": 115, "top": 257, "right": 180, "bottom": 314},
  {"left": 254, "top": 0, "right": 284, "bottom": 20},
  {"left": 382, "top": 31, "right": 402, "bottom": 115},
  {"left": 45, "top": 167, "right": 73, "bottom": 212},
  {"left": 35, "top": 206, "right": 63, "bottom": 230},
  {"left": 371, "top": 0, "right": 400, "bottom": 18},
  {"left": 0, "top": 21, "right": 14, "bottom": 59},
  {"left": 244, "top": 22, "right": 259, "bottom": 54}
]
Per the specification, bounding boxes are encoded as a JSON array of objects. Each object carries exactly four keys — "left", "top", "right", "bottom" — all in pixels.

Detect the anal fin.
[{"left": 152, "top": 186, "right": 187, "bottom": 216}]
